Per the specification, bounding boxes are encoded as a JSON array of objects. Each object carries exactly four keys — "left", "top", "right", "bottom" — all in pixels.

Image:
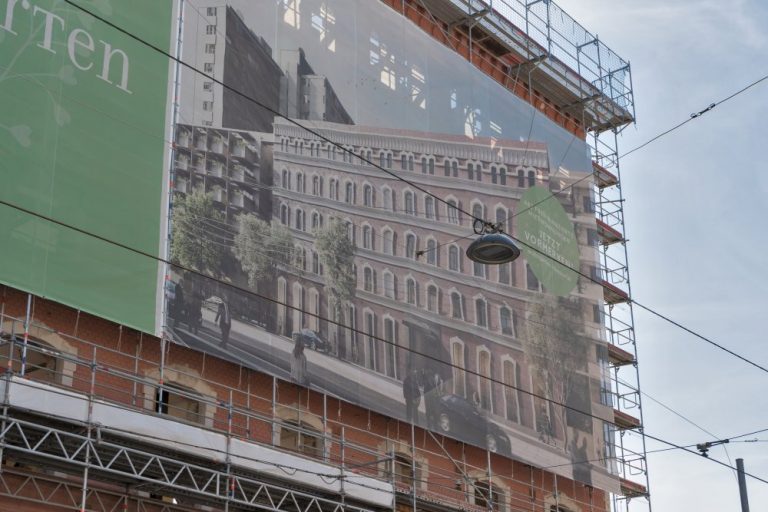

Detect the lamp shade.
[{"left": 465, "top": 233, "right": 521, "bottom": 264}]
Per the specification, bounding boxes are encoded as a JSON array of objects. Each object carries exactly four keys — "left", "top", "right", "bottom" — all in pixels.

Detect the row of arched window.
[
  {"left": 359, "top": 264, "right": 519, "bottom": 336},
  {"left": 278, "top": 200, "right": 543, "bottom": 291},
  {"left": 278, "top": 137, "right": 542, "bottom": 187},
  {"left": 280, "top": 169, "right": 520, "bottom": 230}
]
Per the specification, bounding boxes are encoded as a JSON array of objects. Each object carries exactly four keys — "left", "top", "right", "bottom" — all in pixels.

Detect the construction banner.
[{"left": 0, "top": 0, "right": 175, "bottom": 333}]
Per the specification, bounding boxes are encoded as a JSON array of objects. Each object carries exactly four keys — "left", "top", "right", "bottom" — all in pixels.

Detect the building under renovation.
[{"left": 0, "top": 1, "right": 648, "bottom": 512}]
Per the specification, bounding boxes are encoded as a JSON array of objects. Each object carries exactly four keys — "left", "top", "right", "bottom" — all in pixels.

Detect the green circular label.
[{"left": 517, "top": 186, "right": 579, "bottom": 296}]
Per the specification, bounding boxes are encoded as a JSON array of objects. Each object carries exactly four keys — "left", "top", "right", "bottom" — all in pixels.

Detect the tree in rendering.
[
  {"left": 170, "top": 190, "right": 227, "bottom": 276},
  {"left": 525, "top": 295, "right": 591, "bottom": 449},
  {"left": 232, "top": 213, "right": 294, "bottom": 289},
  {"left": 315, "top": 218, "right": 356, "bottom": 355}
]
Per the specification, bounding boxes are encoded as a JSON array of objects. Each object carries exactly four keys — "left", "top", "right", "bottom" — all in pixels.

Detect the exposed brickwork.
[{"left": 0, "top": 285, "right": 608, "bottom": 511}]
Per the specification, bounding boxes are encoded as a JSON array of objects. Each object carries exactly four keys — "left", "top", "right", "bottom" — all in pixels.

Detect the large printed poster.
[
  {"left": 167, "top": 0, "right": 618, "bottom": 492},
  {"left": 0, "top": 0, "right": 175, "bottom": 333}
]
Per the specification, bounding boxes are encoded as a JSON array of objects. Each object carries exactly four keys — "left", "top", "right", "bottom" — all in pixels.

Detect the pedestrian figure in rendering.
[
  {"left": 291, "top": 333, "right": 309, "bottom": 387},
  {"left": 171, "top": 280, "right": 185, "bottom": 328},
  {"left": 421, "top": 369, "right": 442, "bottom": 430},
  {"left": 188, "top": 283, "right": 204, "bottom": 335},
  {"left": 402, "top": 369, "right": 422, "bottom": 424},
  {"left": 570, "top": 434, "right": 592, "bottom": 486},
  {"left": 215, "top": 298, "right": 231, "bottom": 346}
]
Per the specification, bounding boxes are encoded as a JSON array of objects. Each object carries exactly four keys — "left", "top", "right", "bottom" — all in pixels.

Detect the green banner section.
[
  {"left": 0, "top": 0, "right": 173, "bottom": 333},
  {"left": 518, "top": 186, "right": 580, "bottom": 296}
]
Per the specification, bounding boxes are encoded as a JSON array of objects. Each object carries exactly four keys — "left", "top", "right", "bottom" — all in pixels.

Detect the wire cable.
[{"left": 621, "top": 72, "right": 768, "bottom": 159}]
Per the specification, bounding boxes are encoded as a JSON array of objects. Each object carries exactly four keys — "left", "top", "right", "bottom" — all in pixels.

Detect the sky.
[{"left": 555, "top": 0, "right": 768, "bottom": 509}]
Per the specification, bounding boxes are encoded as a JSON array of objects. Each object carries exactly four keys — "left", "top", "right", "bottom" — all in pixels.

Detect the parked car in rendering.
[
  {"left": 292, "top": 329, "right": 329, "bottom": 353},
  {"left": 434, "top": 394, "right": 512, "bottom": 456}
]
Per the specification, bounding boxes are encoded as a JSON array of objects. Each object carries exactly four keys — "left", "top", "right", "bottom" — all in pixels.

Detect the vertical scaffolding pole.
[
  {"left": 225, "top": 389, "right": 233, "bottom": 511},
  {"left": 79, "top": 346, "right": 97, "bottom": 512},
  {"left": 19, "top": 295, "right": 31, "bottom": 377},
  {"left": 610, "top": 128, "right": 651, "bottom": 511}
]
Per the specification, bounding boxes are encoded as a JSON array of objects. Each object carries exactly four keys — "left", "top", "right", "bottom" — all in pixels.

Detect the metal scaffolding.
[{"left": 591, "top": 126, "right": 651, "bottom": 512}]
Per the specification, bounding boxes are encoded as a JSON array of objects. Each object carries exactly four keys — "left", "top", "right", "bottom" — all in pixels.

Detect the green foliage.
[
  {"left": 232, "top": 214, "right": 294, "bottom": 289},
  {"left": 170, "top": 190, "right": 227, "bottom": 275},
  {"left": 315, "top": 218, "right": 356, "bottom": 320}
]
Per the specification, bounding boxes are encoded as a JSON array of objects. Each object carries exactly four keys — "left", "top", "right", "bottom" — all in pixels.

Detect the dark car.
[
  {"left": 293, "top": 329, "right": 329, "bottom": 353},
  {"left": 433, "top": 394, "right": 511, "bottom": 456}
]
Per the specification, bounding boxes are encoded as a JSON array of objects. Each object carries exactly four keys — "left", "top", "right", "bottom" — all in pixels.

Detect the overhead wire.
[{"left": 621, "top": 72, "right": 768, "bottom": 159}]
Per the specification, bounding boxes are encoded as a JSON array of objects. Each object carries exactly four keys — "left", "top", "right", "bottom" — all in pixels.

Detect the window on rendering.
[
  {"left": 427, "top": 285, "right": 438, "bottom": 313},
  {"left": 503, "top": 359, "right": 521, "bottom": 423},
  {"left": 475, "top": 298, "right": 487, "bottom": 328},
  {"left": 425, "top": 196, "right": 436, "bottom": 220},
  {"left": 345, "top": 182, "right": 355, "bottom": 204},
  {"left": 451, "top": 341, "right": 466, "bottom": 397},
  {"left": 500, "top": 307, "right": 514, "bottom": 335},
  {"left": 364, "top": 267, "right": 376, "bottom": 293},
  {"left": 449, "top": 245, "right": 460, "bottom": 272},
  {"left": 405, "top": 191, "right": 416, "bottom": 216},
  {"left": 477, "top": 349, "right": 492, "bottom": 412},
  {"left": 362, "top": 225, "right": 374, "bottom": 250},
  {"left": 447, "top": 200, "right": 460, "bottom": 224},
  {"left": 451, "top": 292, "right": 464, "bottom": 320},
  {"left": 426, "top": 239, "right": 438, "bottom": 265},
  {"left": 383, "top": 272, "right": 396, "bottom": 299},
  {"left": 527, "top": 263, "right": 541, "bottom": 291},
  {"left": 406, "top": 279, "right": 417, "bottom": 306},
  {"left": 383, "top": 229, "right": 394, "bottom": 255},
  {"left": 472, "top": 203, "right": 484, "bottom": 223},
  {"left": 405, "top": 234, "right": 417, "bottom": 259}
]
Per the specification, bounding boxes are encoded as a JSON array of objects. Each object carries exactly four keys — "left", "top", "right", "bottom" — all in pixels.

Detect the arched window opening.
[
  {"left": 425, "top": 196, "right": 436, "bottom": 220},
  {"left": 451, "top": 340, "right": 466, "bottom": 397},
  {"left": 405, "top": 233, "right": 417, "bottom": 259},
  {"left": 280, "top": 420, "right": 323, "bottom": 458},
  {"left": 427, "top": 285, "right": 439, "bottom": 313},
  {"left": 477, "top": 349, "right": 492, "bottom": 412},
  {"left": 404, "top": 191, "right": 416, "bottom": 216},
  {"left": 155, "top": 383, "right": 204, "bottom": 425},
  {"left": 447, "top": 200, "right": 460, "bottom": 224},
  {"left": 449, "top": 245, "right": 461, "bottom": 272},
  {"left": 475, "top": 298, "right": 487, "bottom": 328},
  {"left": 474, "top": 481, "right": 502, "bottom": 511},
  {"left": 451, "top": 292, "right": 464, "bottom": 320},
  {"left": 426, "top": 239, "right": 438, "bottom": 265},
  {"left": 406, "top": 279, "right": 417, "bottom": 306}
]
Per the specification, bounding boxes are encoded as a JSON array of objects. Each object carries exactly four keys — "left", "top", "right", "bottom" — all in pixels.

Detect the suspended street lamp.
[{"left": 466, "top": 219, "right": 521, "bottom": 264}]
